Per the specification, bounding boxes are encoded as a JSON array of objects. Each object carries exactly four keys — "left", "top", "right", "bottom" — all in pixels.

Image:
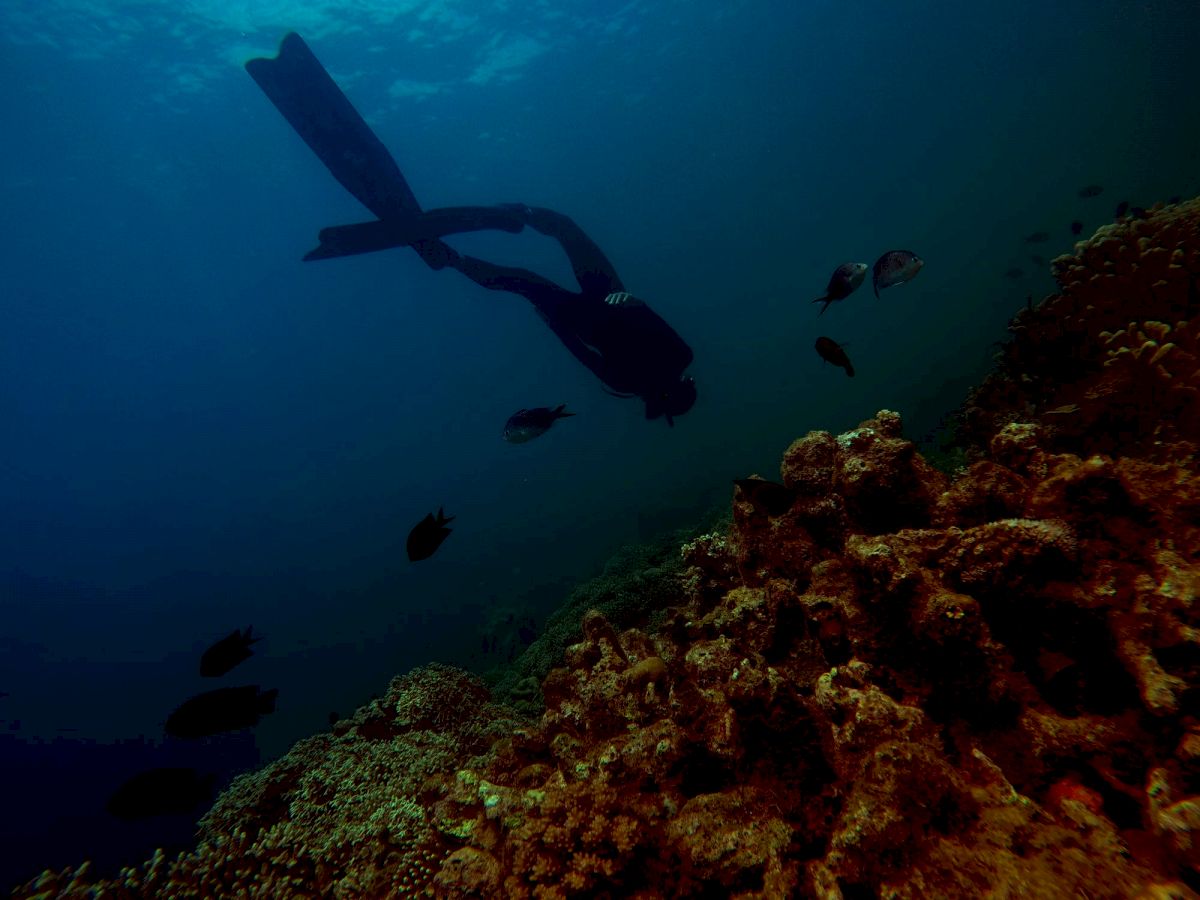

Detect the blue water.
[{"left": 1, "top": 0, "right": 1198, "bottom": 886}]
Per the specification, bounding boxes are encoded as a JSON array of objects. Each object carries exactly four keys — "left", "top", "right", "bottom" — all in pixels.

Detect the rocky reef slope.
[{"left": 15, "top": 199, "right": 1200, "bottom": 898}]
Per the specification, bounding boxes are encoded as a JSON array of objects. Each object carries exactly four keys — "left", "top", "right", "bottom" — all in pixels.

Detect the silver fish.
[
  {"left": 871, "top": 250, "right": 924, "bottom": 298},
  {"left": 503, "top": 404, "right": 575, "bottom": 443},
  {"left": 812, "top": 262, "right": 868, "bottom": 315}
]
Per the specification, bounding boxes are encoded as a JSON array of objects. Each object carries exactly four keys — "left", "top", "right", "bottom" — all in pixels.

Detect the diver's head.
[{"left": 644, "top": 374, "right": 697, "bottom": 427}]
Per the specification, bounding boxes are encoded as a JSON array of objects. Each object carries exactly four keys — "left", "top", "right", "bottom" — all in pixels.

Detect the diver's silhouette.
[{"left": 246, "top": 32, "right": 696, "bottom": 425}]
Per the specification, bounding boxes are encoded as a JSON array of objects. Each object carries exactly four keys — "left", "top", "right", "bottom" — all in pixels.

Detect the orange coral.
[{"left": 426, "top": 404, "right": 1199, "bottom": 897}]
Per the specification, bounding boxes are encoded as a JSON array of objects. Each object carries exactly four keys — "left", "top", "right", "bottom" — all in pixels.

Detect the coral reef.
[
  {"left": 14, "top": 665, "right": 524, "bottom": 899},
  {"left": 13, "top": 199, "right": 1200, "bottom": 897},
  {"left": 424, "top": 409, "right": 1197, "bottom": 898},
  {"left": 960, "top": 197, "right": 1200, "bottom": 461},
  {"left": 486, "top": 508, "right": 728, "bottom": 715}
]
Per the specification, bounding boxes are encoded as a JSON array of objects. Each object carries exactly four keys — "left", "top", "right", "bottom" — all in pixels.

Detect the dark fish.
[
  {"left": 1077, "top": 184, "right": 1103, "bottom": 198},
  {"left": 107, "top": 768, "right": 216, "bottom": 820},
  {"left": 1168, "top": 195, "right": 1181, "bottom": 205},
  {"left": 1024, "top": 231, "right": 1051, "bottom": 243},
  {"left": 1114, "top": 200, "right": 1129, "bottom": 218},
  {"left": 503, "top": 405, "right": 575, "bottom": 443},
  {"left": 1030, "top": 255, "right": 1046, "bottom": 267},
  {"left": 1070, "top": 220, "right": 1083, "bottom": 235},
  {"left": 871, "top": 250, "right": 923, "bottom": 298},
  {"left": 1130, "top": 206, "right": 1149, "bottom": 220},
  {"left": 812, "top": 262, "right": 868, "bottom": 315},
  {"left": 1003, "top": 267, "right": 1024, "bottom": 280},
  {"left": 200, "top": 626, "right": 262, "bottom": 678},
  {"left": 733, "top": 478, "right": 795, "bottom": 516},
  {"left": 814, "top": 336, "right": 854, "bottom": 377},
  {"left": 407, "top": 507, "right": 454, "bottom": 561},
  {"left": 165, "top": 685, "right": 278, "bottom": 738}
]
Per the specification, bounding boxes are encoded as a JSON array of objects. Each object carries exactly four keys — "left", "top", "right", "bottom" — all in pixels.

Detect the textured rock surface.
[
  {"left": 14, "top": 200, "right": 1200, "bottom": 898},
  {"left": 961, "top": 196, "right": 1200, "bottom": 461}
]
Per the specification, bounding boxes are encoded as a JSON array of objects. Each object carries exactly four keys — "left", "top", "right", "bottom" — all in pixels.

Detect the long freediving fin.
[
  {"left": 304, "top": 206, "right": 527, "bottom": 261},
  {"left": 245, "top": 32, "right": 421, "bottom": 220}
]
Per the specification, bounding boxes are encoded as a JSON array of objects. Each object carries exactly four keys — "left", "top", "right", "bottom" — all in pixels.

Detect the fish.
[
  {"left": 1030, "top": 255, "right": 1046, "bottom": 267},
  {"left": 733, "top": 478, "right": 795, "bottom": 516},
  {"left": 814, "top": 336, "right": 854, "bottom": 377},
  {"left": 107, "top": 767, "right": 216, "bottom": 820},
  {"left": 1077, "top": 184, "right": 1104, "bottom": 198},
  {"left": 200, "top": 626, "right": 262, "bottom": 678},
  {"left": 407, "top": 507, "right": 454, "bottom": 561},
  {"left": 871, "top": 250, "right": 923, "bottom": 298},
  {"left": 1070, "top": 220, "right": 1083, "bottom": 236},
  {"left": 165, "top": 685, "right": 278, "bottom": 738},
  {"left": 1168, "top": 195, "right": 1182, "bottom": 205},
  {"left": 812, "top": 262, "right": 868, "bottom": 315},
  {"left": 1024, "top": 231, "right": 1051, "bottom": 243},
  {"left": 1114, "top": 200, "right": 1129, "bottom": 219},
  {"left": 503, "top": 405, "right": 575, "bottom": 443},
  {"left": 1003, "top": 267, "right": 1024, "bottom": 280},
  {"left": 1130, "top": 206, "right": 1149, "bottom": 220}
]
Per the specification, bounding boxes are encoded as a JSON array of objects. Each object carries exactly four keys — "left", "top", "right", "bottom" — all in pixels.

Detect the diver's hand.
[{"left": 604, "top": 292, "right": 646, "bottom": 308}]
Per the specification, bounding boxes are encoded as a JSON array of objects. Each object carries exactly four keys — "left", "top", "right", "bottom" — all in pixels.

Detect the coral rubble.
[{"left": 14, "top": 199, "right": 1200, "bottom": 898}]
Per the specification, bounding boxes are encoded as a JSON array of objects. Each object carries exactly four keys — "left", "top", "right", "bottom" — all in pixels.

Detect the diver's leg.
[
  {"left": 448, "top": 251, "right": 565, "bottom": 302},
  {"left": 520, "top": 207, "right": 625, "bottom": 296}
]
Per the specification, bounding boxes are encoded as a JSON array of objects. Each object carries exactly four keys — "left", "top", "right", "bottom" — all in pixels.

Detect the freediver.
[{"left": 246, "top": 33, "right": 697, "bottom": 426}]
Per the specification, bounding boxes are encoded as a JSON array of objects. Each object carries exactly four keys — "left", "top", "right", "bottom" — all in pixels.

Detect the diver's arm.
[{"left": 534, "top": 312, "right": 623, "bottom": 388}]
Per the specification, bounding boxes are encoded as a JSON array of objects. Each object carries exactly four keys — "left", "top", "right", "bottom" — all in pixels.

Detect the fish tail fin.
[
  {"left": 437, "top": 508, "right": 456, "bottom": 526},
  {"left": 553, "top": 404, "right": 576, "bottom": 418},
  {"left": 812, "top": 297, "right": 831, "bottom": 315},
  {"left": 873, "top": 284, "right": 880, "bottom": 299},
  {"left": 845, "top": 363, "right": 856, "bottom": 378},
  {"left": 259, "top": 688, "right": 279, "bottom": 714}
]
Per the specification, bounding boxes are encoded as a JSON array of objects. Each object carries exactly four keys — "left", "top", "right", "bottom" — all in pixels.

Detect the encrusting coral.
[{"left": 13, "top": 197, "right": 1200, "bottom": 898}]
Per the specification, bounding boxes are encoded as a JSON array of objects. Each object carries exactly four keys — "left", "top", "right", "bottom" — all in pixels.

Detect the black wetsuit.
[{"left": 415, "top": 208, "right": 693, "bottom": 403}]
